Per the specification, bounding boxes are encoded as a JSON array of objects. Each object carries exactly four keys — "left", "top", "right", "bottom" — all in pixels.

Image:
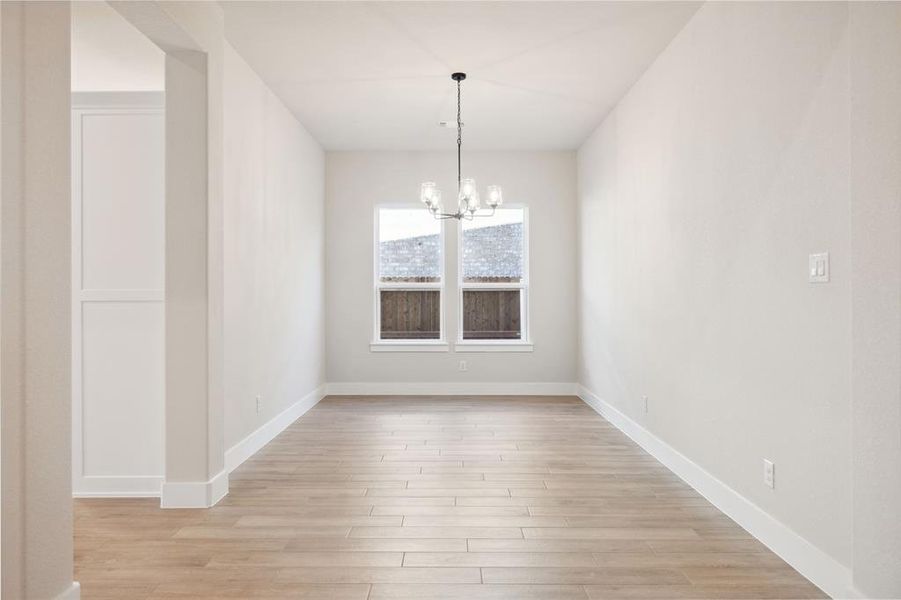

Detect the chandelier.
[{"left": 420, "top": 73, "right": 503, "bottom": 220}]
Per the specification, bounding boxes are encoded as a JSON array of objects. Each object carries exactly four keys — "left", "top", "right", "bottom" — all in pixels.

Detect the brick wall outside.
[{"left": 379, "top": 222, "right": 522, "bottom": 281}]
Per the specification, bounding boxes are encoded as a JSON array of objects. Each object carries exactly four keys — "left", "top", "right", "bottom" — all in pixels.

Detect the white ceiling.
[{"left": 221, "top": 1, "right": 700, "bottom": 151}]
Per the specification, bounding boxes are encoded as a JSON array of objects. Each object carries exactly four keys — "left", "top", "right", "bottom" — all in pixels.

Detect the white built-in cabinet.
[{"left": 72, "top": 92, "right": 165, "bottom": 497}]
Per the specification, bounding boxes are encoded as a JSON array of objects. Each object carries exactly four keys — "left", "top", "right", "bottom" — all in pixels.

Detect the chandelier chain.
[{"left": 457, "top": 79, "right": 462, "bottom": 192}]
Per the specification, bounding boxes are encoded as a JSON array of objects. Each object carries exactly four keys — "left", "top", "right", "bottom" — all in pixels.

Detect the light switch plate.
[{"left": 809, "top": 252, "right": 829, "bottom": 283}]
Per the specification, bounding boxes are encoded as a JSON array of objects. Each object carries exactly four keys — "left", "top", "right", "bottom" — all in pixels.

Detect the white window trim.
[
  {"left": 456, "top": 205, "right": 531, "bottom": 351},
  {"left": 454, "top": 341, "right": 534, "bottom": 353},
  {"left": 370, "top": 340, "right": 450, "bottom": 353},
  {"left": 372, "top": 204, "right": 447, "bottom": 350}
]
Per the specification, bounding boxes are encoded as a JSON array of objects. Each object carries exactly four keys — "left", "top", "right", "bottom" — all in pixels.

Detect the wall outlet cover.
[{"left": 763, "top": 458, "right": 775, "bottom": 489}]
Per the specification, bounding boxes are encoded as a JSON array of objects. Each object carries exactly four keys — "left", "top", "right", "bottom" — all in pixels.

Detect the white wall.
[
  {"left": 578, "top": 0, "right": 852, "bottom": 575},
  {"left": 71, "top": 0, "right": 164, "bottom": 91},
  {"left": 578, "top": 2, "right": 901, "bottom": 597},
  {"left": 848, "top": 2, "right": 901, "bottom": 597},
  {"left": 326, "top": 151, "right": 577, "bottom": 389},
  {"left": 223, "top": 42, "right": 326, "bottom": 449},
  {"left": 84, "top": 2, "right": 327, "bottom": 504},
  {"left": 1, "top": 2, "right": 77, "bottom": 597}
]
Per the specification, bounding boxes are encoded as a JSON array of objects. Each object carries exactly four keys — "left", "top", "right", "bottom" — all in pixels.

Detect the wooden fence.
[
  {"left": 462, "top": 290, "right": 521, "bottom": 339},
  {"left": 380, "top": 290, "right": 440, "bottom": 339}
]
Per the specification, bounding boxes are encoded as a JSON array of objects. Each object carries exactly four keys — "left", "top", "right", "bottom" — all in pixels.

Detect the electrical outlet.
[
  {"left": 642, "top": 396, "right": 649, "bottom": 414},
  {"left": 459, "top": 360, "right": 467, "bottom": 372},
  {"left": 763, "top": 459, "right": 775, "bottom": 489},
  {"left": 255, "top": 395, "right": 262, "bottom": 414}
]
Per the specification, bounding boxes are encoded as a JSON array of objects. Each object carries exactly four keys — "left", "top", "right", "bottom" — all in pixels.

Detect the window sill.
[
  {"left": 454, "top": 341, "right": 534, "bottom": 353},
  {"left": 370, "top": 341, "right": 449, "bottom": 353}
]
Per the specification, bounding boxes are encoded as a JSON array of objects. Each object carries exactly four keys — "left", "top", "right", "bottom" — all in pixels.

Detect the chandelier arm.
[
  {"left": 468, "top": 206, "right": 498, "bottom": 219},
  {"left": 434, "top": 210, "right": 496, "bottom": 221}
]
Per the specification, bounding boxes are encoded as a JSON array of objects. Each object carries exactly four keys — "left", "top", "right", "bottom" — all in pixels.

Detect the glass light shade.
[
  {"left": 459, "top": 178, "right": 476, "bottom": 199},
  {"left": 487, "top": 185, "right": 503, "bottom": 207},
  {"left": 420, "top": 182, "right": 437, "bottom": 205}
]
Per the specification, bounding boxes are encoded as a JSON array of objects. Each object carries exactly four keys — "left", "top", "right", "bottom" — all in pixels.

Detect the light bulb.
[
  {"left": 467, "top": 190, "right": 481, "bottom": 213},
  {"left": 487, "top": 185, "right": 503, "bottom": 207},
  {"left": 460, "top": 178, "right": 476, "bottom": 199},
  {"left": 420, "top": 182, "right": 437, "bottom": 205},
  {"left": 458, "top": 178, "right": 476, "bottom": 214},
  {"left": 430, "top": 190, "right": 442, "bottom": 213}
]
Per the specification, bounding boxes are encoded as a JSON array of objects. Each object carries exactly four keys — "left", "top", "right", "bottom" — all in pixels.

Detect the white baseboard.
[
  {"left": 577, "top": 385, "right": 861, "bottom": 600},
  {"left": 160, "top": 469, "right": 228, "bottom": 509},
  {"left": 74, "top": 386, "right": 326, "bottom": 503},
  {"left": 73, "top": 475, "right": 163, "bottom": 498},
  {"left": 55, "top": 582, "right": 81, "bottom": 600},
  {"left": 326, "top": 382, "right": 578, "bottom": 396},
  {"left": 225, "top": 384, "right": 327, "bottom": 472}
]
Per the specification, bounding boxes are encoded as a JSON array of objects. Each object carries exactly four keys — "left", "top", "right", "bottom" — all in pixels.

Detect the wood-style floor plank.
[
  {"left": 74, "top": 395, "right": 826, "bottom": 599},
  {"left": 369, "top": 584, "right": 589, "bottom": 600}
]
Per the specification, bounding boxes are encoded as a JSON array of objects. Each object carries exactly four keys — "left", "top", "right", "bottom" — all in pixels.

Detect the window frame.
[
  {"left": 371, "top": 204, "right": 448, "bottom": 352},
  {"left": 455, "top": 205, "right": 532, "bottom": 352}
]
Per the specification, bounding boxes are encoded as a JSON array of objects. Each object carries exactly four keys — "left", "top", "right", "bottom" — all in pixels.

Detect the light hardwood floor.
[{"left": 75, "top": 396, "right": 827, "bottom": 599}]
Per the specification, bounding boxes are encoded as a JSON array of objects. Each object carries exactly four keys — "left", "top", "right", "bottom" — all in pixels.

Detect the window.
[
  {"left": 459, "top": 207, "right": 529, "bottom": 346},
  {"left": 374, "top": 207, "right": 445, "bottom": 347}
]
